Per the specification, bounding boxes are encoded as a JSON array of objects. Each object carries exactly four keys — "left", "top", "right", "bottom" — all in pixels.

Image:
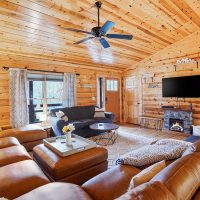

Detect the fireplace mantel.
[
  {"left": 163, "top": 108, "right": 193, "bottom": 134},
  {"left": 162, "top": 108, "right": 194, "bottom": 113}
]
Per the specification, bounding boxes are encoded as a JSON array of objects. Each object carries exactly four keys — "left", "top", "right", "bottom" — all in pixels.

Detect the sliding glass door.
[{"left": 28, "top": 73, "right": 63, "bottom": 124}]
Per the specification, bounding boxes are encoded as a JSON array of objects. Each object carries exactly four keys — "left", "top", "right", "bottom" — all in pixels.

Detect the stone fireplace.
[{"left": 163, "top": 109, "right": 192, "bottom": 134}]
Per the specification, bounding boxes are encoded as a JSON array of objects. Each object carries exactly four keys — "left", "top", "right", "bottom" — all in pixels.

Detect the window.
[
  {"left": 106, "top": 80, "right": 118, "bottom": 91},
  {"left": 28, "top": 73, "right": 63, "bottom": 124}
]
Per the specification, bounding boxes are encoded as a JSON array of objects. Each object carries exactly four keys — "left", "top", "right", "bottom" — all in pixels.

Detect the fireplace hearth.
[
  {"left": 163, "top": 108, "right": 192, "bottom": 134},
  {"left": 169, "top": 118, "right": 184, "bottom": 132}
]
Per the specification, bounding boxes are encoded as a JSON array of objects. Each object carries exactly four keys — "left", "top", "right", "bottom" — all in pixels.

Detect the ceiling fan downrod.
[{"left": 95, "top": 1, "right": 102, "bottom": 27}]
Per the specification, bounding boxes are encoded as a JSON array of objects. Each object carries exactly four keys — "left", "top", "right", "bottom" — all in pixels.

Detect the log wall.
[
  {"left": 0, "top": 64, "right": 121, "bottom": 127},
  {"left": 123, "top": 30, "right": 200, "bottom": 125}
]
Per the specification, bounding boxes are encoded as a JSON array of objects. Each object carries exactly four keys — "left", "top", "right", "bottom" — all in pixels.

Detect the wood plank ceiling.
[{"left": 0, "top": 0, "right": 200, "bottom": 72}]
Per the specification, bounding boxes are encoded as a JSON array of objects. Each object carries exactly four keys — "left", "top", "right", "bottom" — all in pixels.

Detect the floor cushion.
[{"left": 118, "top": 139, "right": 192, "bottom": 167}]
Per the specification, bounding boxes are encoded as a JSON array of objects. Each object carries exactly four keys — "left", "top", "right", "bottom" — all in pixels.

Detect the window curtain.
[
  {"left": 62, "top": 73, "right": 76, "bottom": 107},
  {"left": 9, "top": 69, "right": 29, "bottom": 128}
]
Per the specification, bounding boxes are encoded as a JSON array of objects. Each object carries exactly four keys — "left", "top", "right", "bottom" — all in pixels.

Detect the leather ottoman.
[
  {"left": 33, "top": 144, "right": 108, "bottom": 185},
  {"left": 0, "top": 160, "right": 50, "bottom": 199},
  {"left": 0, "top": 124, "right": 48, "bottom": 151},
  {"left": 0, "top": 137, "right": 20, "bottom": 149},
  {"left": 0, "top": 145, "right": 31, "bottom": 167}
]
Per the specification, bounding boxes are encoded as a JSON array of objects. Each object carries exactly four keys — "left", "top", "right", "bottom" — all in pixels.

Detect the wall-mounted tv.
[{"left": 162, "top": 75, "right": 200, "bottom": 98}]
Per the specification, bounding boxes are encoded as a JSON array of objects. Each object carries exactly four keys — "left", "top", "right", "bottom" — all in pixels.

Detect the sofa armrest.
[
  {"left": 49, "top": 117, "right": 67, "bottom": 137},
  {"left": 82, "top": 165, "right": 140, "bottom": 200},
  {"left": 104, "top": 112, "right": 115, "bottom": 122},
  {"left": 0, "top": 125, "right": 47, "bottom": 143}
]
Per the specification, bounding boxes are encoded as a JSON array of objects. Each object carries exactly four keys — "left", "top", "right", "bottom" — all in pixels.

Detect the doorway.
[
  {"left": 97, "top": 77, "right": 120, "bottom": 122},
  {"left": 105, "top": 78, "right": 120, "bottom": 122}
]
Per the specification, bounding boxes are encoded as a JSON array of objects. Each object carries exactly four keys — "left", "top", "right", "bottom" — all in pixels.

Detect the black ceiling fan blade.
[
  {"left": 106, "top": 34, "right": 133, "bottom": 40},
  {"left": 74, "top": 37, "right": 95, "bottom": 44},
  {"left": 98, "top": 38, "right": 110, "bottom": 48},
  {"left": 100, "top": 21, "right": 115, "bottom": 34},
  {"left": 65, "top": 28, "right": 93, "bottom": 35}
]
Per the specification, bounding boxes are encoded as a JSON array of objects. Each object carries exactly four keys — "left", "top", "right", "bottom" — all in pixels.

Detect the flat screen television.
[{"left": 162, "top": 75, "right": 200, "bottom": 98}]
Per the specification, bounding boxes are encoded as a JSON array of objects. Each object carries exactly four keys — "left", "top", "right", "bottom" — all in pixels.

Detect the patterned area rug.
[{"left": 89, "top": 125, "right": 189, "bottom": 168}]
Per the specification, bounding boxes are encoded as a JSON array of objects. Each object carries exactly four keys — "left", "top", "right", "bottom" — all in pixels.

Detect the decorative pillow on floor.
[
  {"left": 118, "top": 139, "right": 192, "bottom": 167},
  {"left": 129, "top": 160, "right": 166, "bottom": 190}
]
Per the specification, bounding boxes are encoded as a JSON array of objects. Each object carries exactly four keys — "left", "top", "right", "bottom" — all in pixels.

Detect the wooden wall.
[
  {"left": 0, "top": 64, "right": 121, "bottom": 128},
  {"left": 0, "top": 70, "right": 10, "bottom": 128},
  {"left": 123, "top": 30, "right": 200, "bottom": 125}
]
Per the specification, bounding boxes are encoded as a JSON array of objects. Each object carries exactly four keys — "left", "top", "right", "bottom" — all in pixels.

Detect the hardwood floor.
[{"left": 119, "top": 124, "right": 189, "bottom": 141}]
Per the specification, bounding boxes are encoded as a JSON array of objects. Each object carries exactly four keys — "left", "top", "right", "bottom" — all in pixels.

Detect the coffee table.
[{"left": 89, "top": 123, "right": 119, "bottom": 145}]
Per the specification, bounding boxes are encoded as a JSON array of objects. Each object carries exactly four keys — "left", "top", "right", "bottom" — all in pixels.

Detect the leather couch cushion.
[
  {"left": 15, "top": 183, "right": 93, "bottom": 200},
  {"left": 0, "top": 124, "right": 47, "bottom": 143},
  {"left": 151, "top": 153, "right": 200, "bottom": 200},
  {"left": 0, "top": 160, "right": 50, "bottom": 199},
  {"left": 33, "top": 144, "right": 108, "bottom": 180},
  {"left": 82, "top": 165, "right": 141, "bottom": 200},
  {"left": 116, "top": 181, "right": 176, "bottom": 200},
  {"left": 129, "top": 160, "right": 166, "bottom": 190},
  {"left": 0, "top": 145, "right": 32, "bottom": 167},
  {"left": 0, "top": 137, "right": 20, "bottom": 149}
]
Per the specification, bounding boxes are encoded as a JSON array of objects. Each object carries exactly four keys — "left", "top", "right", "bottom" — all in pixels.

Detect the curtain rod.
[{"left": 2, "top": 66, "right": 80, "bottom": 76}]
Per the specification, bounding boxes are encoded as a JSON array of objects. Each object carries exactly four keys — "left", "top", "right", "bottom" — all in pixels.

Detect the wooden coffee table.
[{"left": 89, "top": 123, "right": 119, "bottom": 145}]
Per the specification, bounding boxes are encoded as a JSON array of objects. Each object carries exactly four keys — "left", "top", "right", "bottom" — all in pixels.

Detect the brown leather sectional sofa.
[
  {"left": 1, "top": 135, "right": 200, "bottom": 199},
  {"left": 0, "top": 125, "right": 47, "bottom": 151}
]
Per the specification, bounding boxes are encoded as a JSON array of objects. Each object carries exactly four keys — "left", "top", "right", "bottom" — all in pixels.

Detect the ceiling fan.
[{"left": 65, "top": 1, "right": 133, "bottom": 48}]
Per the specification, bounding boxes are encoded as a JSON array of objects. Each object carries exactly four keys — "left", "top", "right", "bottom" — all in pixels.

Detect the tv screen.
[{"left": 162, "top": 75, "right": 200, "bottom": 98}]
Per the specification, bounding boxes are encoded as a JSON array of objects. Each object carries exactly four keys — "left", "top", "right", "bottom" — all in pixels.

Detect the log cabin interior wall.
[
  {"left": 0, "top": 67, "right": 121, "bottom": 128},
  {"left": 123, "top": 30, "right": 200, "bottom": 125},
  {"left": 0, "top": 0, "right": 200, "bottom": 127}
]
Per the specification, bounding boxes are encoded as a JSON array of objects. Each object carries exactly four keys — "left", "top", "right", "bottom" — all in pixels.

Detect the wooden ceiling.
[{"left": 0, "top": 0, "right": 200, "bottom": 72}]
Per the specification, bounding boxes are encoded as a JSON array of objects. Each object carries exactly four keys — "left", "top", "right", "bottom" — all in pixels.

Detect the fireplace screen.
[{"left": 169, "top": 118, "right": 184, "bottom": 132}]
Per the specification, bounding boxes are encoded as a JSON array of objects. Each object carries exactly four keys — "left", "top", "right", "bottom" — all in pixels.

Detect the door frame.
[{"left": 96, "top": 76, "right": 122, "bottom": 123}]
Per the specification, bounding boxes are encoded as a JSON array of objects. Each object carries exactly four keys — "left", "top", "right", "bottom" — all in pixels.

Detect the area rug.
[
  {"left": 89, "top": 125, "right": 189, "bottom": 168},
  {"left": 89, "top": 128, "right": 156, "bottom": 168}
]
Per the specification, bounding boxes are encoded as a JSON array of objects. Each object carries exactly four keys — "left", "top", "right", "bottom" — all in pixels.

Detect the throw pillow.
[
  {"left": 118, "top": 139, "right": 192, "bottom": 167},
  {"left": 129, "top": 160, "right": 166, "bottom": 190},
  {"left": 192, "top": 125, "right": 200, "bottom": 136},
  {"left": 94, "top": 111, "right": 105, "bottom": 118},
  {"left": 182, "top": 140, "right": 200, "bottom": 156},
  {"left": 55, "top": 110, "right": 68, "bottom": 121}
]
